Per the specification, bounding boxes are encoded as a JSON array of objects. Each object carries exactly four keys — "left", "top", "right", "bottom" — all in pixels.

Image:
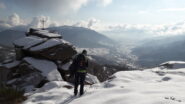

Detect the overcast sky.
[{"left": 1, "top": 0, "right": 185, "bottom": 37}]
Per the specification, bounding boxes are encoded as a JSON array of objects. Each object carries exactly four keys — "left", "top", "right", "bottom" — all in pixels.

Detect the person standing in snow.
[{"left": 73, "top": 50, "right": 88, "bottom": 96}]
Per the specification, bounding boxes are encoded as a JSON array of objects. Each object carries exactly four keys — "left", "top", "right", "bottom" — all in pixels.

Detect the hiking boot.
[{"left": 80, "top": 92, "right": 84, "bottom": 96}]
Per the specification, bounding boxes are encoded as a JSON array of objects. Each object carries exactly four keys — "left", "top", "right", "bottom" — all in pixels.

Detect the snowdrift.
[{"left": 24, "top": 61, "right": 185, "bottom": 104}]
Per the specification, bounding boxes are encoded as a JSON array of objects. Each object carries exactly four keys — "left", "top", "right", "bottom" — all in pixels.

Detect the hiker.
[{"left": 73, "top": 50, "right": 88, "bottom": 96}]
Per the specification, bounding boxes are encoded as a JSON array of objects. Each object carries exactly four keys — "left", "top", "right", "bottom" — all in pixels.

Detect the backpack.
[{"left": 76, "top": 54, "right": 87, "bottom": 68}]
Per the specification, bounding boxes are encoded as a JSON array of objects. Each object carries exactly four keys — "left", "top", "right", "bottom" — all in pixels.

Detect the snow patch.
[
  {"left": 30, "top": 39, "right": 69, "bottom": 51},
  {"left": 23, "top": 57, "right": 62, "bottom": 81},
  {"left": 61, "top": 61, "right": 72, "bottom": 71},
  {"left": 34, "top": 29, "right": 61, "bottom": 38},
  {"left": 13, "top": 36, "right": 45, "bottom": 49}
]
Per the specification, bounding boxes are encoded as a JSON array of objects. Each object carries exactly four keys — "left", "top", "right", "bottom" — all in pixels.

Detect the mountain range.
[
  {"left": 132, "top": 35, "right": 185, "bottom": 67},
  {"left": 0, "top": 26, "right": 114, "bottom": 48}
]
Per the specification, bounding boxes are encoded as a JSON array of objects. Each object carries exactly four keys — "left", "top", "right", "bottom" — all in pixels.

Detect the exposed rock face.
[
  {"left": 0, "top": 65, "right": 10, "bottom": 87},
  {"left": 4, "top": 57, "right": 61, "bottom": 91},
  {"left": 87, "top": 60, "right": 116, "bottom": 82}
]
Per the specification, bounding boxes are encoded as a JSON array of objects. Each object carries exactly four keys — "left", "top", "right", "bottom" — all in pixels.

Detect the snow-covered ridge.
[
  {"left": 24, "top": 61, "right": 185, "bottom": 104},
  {"left": 160, "top": 61, "right": 185, "bottom": 69}
]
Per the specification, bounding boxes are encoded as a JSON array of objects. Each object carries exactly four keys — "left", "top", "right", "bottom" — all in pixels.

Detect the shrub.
[{"left": 0, "top": 86, "right": 27, "bottom": 104}]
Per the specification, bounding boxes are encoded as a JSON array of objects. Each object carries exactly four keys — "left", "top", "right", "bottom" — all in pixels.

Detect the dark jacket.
[{"left": 69, "top": 53, "right": 88, "bottom": 76}]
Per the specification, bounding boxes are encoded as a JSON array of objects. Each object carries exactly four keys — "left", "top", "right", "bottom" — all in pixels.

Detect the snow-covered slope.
[{"left": 23, "top": 61, "right": 185, "bottom": 104}]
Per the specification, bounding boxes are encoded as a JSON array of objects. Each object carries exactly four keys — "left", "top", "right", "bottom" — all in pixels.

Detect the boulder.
[
  {"left": 4, "top": 57, "right": 63, "bottom": 91},
  {"left": 4, "top": 61, "right": 44, "bottom": 91}
]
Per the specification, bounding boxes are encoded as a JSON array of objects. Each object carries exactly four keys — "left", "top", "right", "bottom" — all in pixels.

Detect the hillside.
[
  {"left": 0, "top": 30, "right": 25, "bottom": 47},
  {"left": 132, "top": 35, "right": 185, "bottom": 67},
  {"left": 48, "top": 26, "right": 114, "bottom": 48}
]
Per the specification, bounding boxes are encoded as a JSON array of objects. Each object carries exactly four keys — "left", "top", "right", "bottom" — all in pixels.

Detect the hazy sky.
[
  {"left": 1, "top": 0, "right": 185, "bottom": 37},
  {"left": 1, "top": 0, "right": 185, "bottom": 23}
]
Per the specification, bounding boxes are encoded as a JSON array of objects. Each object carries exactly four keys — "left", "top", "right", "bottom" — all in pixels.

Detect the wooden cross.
[{"left": 41, "top": 18, "right": 46, "bottom": 29}]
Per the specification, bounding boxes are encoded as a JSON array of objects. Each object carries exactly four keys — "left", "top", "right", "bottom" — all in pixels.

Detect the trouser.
[{"left": 74, "top": 72, "right": 86, "bottom": 95}]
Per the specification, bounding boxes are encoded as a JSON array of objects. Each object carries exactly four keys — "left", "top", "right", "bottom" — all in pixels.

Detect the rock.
[
  {"left": 87, "top": 60, "right": 114, "bottom": 82},
  {"left": 0, "top": 65, "right": 10, "bottom": 87},
  {"left": 29, "top": 40, "right": 77, "bottom": 61},
  {"left": 13, "top": 36, "right": 45, "bottom": 49},
  {"left": 2, "top": 28, "right": 102, "bottom": 91},
  {"left": 27, "top": 28, "right": 62, "bottom": 39},
  {"left": 85, "top": 73, "right": 99, "bottom": 85},
  {"left": 4, "top": 57, "right": 63, "bottom": 91},
  {"left": 5, "top": 61, "right": 45, "bottom": 91},
  {"left": 13, "top": 29, "right": 77, "bottom": 61}
]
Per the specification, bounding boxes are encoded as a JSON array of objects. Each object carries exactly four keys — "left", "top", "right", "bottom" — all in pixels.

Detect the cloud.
[
  {"left": 73, "top": 18, "right": 100, "bottom": 29},
  {"left": 28, "top": 16, "right": 60, "bottom": 28},
  {"left": 8, "top": 13, "right": 23, "bottom": 26},
  {"left": 100, "top": 0, "right": 112, "bottom": 6},
  {"left": 8, "top": 0, "right": 112, "bottom": 15},
  {"left": 0, "top": 13, "right": 26, "bottom": 31},
  {"left": 101, "top": 22, "right": 185, "bottom": 38},
  {"left": 138, "top": 10, "right": 150, "bottom": 14},
  {"left": 10, "top": 0, "right": 89, "bottom": 15},
  {"left": 159, "top": 8, "right": 185, "bottom": 12},
  {"left": 0, "top": 2, "right": 6, "bottom": 9}
]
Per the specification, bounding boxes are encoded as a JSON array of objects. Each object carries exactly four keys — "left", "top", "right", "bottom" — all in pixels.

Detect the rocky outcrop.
[
  {"left": 1, "top": 28, "right": 99, "bottom": 91},
  {"left": 13, "top": 28, "right": 77, "bottom": 62}
]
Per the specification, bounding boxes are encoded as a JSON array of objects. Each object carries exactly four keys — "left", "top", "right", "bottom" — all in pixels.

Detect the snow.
[
  {"left": 61, "top": 61, "right": 72, "bottom": 71},
  {"left": 3, "top": 60, "right": 20, "bottom": 68},
  {"left": 23, "top": 81, "right": 73, "bottom": 104},
  {"left": 13, "top": 36, "right": 45, "bottom": 49},
  {"left": 86, "top": 73, "right": 100, "bottom": 84},
  {"left": 160, "top": 61, "right": 185, "bottom": 69},
  {"left": 23, "top": 57, "right": 62, "bottom": 81},
  {"left": 77, "top": 48, "right": 110, "bottom": 56},
  {"left": 30, "top": 39, "right": 69, "bottom": 51},
  {"left": 24, "top": 61, "right": 185, "bottom": 104},
  {"left": 34, "top": 29, "right": 61, "bottom": 38}
]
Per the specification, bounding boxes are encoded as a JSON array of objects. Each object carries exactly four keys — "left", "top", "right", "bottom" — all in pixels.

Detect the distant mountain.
[
  {"left": 48, "top": 26, "right": 114, "bottom": 48},
  {"left": 0, "top": 26, "right": 114, "bottom": 48},
  {"left": 0, "top": 30, "right": 25, "bottom": 47},
  {"left": 132, "top": 35, "right": 185, "bottom": 67}
]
